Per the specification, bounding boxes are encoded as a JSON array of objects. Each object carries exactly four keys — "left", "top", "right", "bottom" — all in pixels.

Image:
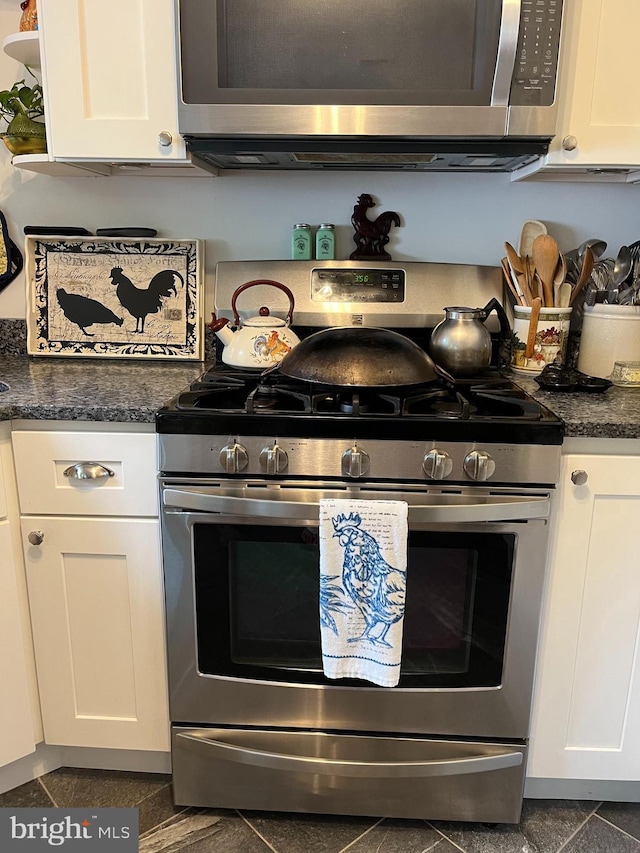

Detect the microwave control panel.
[{"left": 510, "top": 0, "right": 563, "bottom": 106}]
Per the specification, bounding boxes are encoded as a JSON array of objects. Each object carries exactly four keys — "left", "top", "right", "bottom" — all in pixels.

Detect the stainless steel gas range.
[{"left": 156, "top": 260, "right": 563, "bottom": 824}]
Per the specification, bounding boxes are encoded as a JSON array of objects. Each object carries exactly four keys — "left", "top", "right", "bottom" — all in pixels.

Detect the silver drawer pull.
[{"left": 63, "top": 462, "right": 115, "bottom": 480}]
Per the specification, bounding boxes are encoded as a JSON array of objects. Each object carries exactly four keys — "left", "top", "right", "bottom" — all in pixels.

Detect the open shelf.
[{"left": 2, "top": 31, "right": 40, "bottom": 69}]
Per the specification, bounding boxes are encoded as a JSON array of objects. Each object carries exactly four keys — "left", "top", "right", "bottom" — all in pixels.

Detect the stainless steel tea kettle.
[{"left": 428, "top": 298, "right": 511, "bottom": 377}]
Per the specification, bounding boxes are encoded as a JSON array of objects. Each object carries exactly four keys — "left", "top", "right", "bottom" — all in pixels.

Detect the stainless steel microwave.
[{"left": 176, "top": 0, "right": 565, "bottom": 172}]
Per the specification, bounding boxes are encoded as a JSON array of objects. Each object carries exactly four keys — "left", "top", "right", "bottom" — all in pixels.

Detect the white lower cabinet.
[
  {"left": 0, "top": 426, "right": 39, "bottom": 769},
  {"left": 13, "top": 429, "right": 169, "bottom": 753},
  {"left": 528, "top": 452, "right": 640, "bottom": 781},
  {"left": 0, "top": 520, "right": 38, "bottom": 766}
]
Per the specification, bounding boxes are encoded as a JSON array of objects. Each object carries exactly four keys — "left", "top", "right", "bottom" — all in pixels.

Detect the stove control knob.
[
  {"left": 219, "top": 443, "right": 249, "bottom": 474},
  {"left": 259, "top": 444, "right": 288, "bottom": 474},
  {"left": 463, "top": 450, "right": 496, "bottom": 482},
  {"left": 342, "top": 446, "right": 370, "bottom": 478},
  {"left": 422, "top": 449, "right": 453, "bottom": 480}
]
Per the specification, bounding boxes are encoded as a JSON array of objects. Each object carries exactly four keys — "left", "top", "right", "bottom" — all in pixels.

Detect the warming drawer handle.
[
  {"left": 175, "top": 731, "right": 523, "bottom": 778},
  {"left": 63, "top": 462, "right": 115, "bottom": 480},
  {"left": 162, "top": 489, "right": 550, "bottom": 522}
]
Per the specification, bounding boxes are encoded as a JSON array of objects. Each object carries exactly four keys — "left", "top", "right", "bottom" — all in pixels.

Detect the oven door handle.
[
  {"left": 162, "top": 488, "right": 550, "bottom": 523},
  {"left": 175, "top": 730, "right": 523, "bottom": 778}
]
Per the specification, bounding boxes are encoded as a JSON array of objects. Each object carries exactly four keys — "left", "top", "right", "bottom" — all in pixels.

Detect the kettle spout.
[{"left": 209, "top": 313, "right": 235, "bottom": 346}]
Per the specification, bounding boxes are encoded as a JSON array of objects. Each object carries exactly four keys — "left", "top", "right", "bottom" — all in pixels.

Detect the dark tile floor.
[{"left": 1, "top": 768, "right": 640, "bottom": 852}]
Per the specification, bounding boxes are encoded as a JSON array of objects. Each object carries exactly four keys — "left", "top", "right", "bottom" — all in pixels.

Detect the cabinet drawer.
[{"left": 12, "top": 431, "right": 158, "bottom": 516}]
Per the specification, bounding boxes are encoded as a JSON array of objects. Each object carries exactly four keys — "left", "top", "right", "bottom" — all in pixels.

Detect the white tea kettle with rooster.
[{"left": 209, "top": 279, "right": 300, "bottom": 369}]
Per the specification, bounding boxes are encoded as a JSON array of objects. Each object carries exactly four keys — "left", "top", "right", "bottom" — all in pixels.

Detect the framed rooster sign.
[{"left": 25, "top": 236, "right": 203, "bottom": 360}]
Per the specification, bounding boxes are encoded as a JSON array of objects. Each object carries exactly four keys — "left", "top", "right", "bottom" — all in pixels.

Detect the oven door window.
[{"left": 193, "top": 524, "right": 514, "bottom": 688}]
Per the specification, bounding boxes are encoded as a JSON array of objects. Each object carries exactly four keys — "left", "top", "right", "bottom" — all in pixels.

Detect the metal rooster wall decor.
[{"left": 350, "top": 193, "right": 401, "bottom": 261}]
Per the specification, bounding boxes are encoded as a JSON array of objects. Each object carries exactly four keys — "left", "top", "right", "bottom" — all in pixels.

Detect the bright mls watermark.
[{"left": 0, "top": 808, "right": 138, "bottom": 851}]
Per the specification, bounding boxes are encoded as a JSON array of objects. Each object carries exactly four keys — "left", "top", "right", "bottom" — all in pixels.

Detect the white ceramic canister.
[
  {"left": 577, "top": 304, "right": 640, "bottom": 379},
  {"left": 510, "top": 306, "right": 572, "bottom": 375}
]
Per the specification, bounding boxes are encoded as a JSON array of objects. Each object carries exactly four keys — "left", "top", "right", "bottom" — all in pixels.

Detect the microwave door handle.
[
  {"left": 162, "top": 488, "right": 550, "bottom": 522},
  {"left": 491, "top": 0, "right": 521, "bottom": 106},
  {"left": 175, "top": 730, "right": 523, "bottom": 778}
]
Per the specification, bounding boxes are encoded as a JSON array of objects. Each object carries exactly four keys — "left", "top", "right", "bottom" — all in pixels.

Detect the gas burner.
[
  {"left": 430, "top": 397, "right": 478, "bottom": 419},
  {"left": 247, "top": 383, "right": 311, "bottom": 414}
]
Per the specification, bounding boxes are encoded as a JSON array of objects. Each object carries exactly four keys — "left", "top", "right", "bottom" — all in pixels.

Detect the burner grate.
[{"left": 173, "top": 367, "right": 545, "bottom": 423}]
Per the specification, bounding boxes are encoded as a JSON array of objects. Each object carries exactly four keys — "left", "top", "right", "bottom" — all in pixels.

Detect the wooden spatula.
[
  {"left": 525, "top": 296, "right": 542, "bottom": 359},
  {"left": 532, "top": 235, "right": 559, "bottom": 308}
]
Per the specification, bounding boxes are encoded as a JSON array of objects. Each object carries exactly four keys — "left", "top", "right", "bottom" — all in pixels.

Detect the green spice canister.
[
  {"left": 291, "top": 223, "right": 312, "bottom": 260},
  {"left": 316, "top": 223, "right": 336, "bottom": 260}
]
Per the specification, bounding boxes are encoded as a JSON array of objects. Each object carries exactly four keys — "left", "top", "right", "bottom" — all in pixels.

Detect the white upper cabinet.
[
  {"left": 514, "top": 0, "right": 640, "bottom": 182},
  {"left": 38, "top": 0, "right": 189, "bottom": 164}
]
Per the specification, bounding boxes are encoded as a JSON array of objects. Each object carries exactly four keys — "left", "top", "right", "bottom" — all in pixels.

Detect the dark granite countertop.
[
  {"left": 513, "top": 374, "right": 640, "bottom": 439},
  {"left": 0, "top": 356, "right": 205, "bottom": 423},
  {"left": 0, "top": 352, "right": 639, "bottom": 438}
]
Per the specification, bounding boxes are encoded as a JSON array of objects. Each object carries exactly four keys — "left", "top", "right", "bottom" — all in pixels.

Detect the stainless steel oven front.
[{"left": 160, "top": 477, "right": 552, "bottom": 821}]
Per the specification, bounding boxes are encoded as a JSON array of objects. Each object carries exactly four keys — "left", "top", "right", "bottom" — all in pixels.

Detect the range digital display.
[{"left": 311, "top": 268, "right": 405, "bottom": 303}]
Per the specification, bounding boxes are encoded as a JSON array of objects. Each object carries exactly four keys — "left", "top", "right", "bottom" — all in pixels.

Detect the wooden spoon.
[
  {"left": 556, "top": 282, "right": 572, "bottom": 309},
  {"left": 501, "top": 257, "right": 524, "bottom": 306},
  {"left": 505, "top": 242, "right": 524, "bottom": 276},
  {"left": 525, "top": 296, "right": 542, "bottom": 359},
  {"left": 532, "top": 235, "right": 560, "bottom": 308},
  {"left": 553, "top": 254, "right": 566, "bottom": 306},
  {"left": 570, "top": 245, "right": 594, "bottom": 306}
]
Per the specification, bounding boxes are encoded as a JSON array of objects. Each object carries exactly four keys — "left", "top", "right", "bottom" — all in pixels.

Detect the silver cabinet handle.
[
  {"left": 571, "top": 470, "right": 588, "bottom": 486},
  {"left": 158, "top": 131, "right": 173, "bottom": 147},
  {"left": 176, "top": 731, "right": 523, "bottom": 778},
  {"left": 28, "top": 531, "right": 44, "bottom": 546},
  {"left": 63, "top": 462, "right": 115, "bottom": 480}
]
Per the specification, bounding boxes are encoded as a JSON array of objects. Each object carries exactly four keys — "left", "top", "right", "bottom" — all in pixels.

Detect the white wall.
[{"left": 1, "top": 2, "right": 639, "bottom": 321}]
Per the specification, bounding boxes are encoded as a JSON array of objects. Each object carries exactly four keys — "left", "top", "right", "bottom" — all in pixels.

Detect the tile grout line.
[
  {"left": 593, "top": 813, "right": 640, "bottom": 845},
  {"left": 139, "top": 805, "right": 192, "bottom": 840},
  {"left": 238, "top": 811, "right": 281, "bottom": 853},
  {"left": 334, "top": 817, "right": 385, "bottom": 853},
  {"left": 554, "top": 802, "right": 604, "bottom": 853},
  {"left": 37, "top": 777, "right": 58, "bottom": 808},
  {"left": 134, "top": 782, "right": 173, "bottom": 809},
  {"left": 423, "top": 823, "right": 468, "bottom": 853}
]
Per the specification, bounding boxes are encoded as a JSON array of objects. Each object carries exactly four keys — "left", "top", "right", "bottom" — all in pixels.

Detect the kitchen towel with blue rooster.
[{"left": 319, "top": 498, "right": 408, "bottom": 687}]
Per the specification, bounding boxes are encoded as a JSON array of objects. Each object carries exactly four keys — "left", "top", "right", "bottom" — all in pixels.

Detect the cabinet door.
[
  {"left": 22, "top": 516, "right": 169, "bottom": 751},
  {"left": 529, "top": 454, "right": 640, "bottom": 781},
  {"left": 545, "top": 0, "right": 640, "bottom": 168},
  {"left": 39, "top": 0, "right": 188, "bottom": 161},
  {"left": 0, "top": 520, "right": 37, "bottom": 767}
]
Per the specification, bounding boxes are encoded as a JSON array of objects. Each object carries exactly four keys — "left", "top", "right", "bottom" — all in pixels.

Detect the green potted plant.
[{"left": 0, "top": 68, "right": 46, "bottom": 156}]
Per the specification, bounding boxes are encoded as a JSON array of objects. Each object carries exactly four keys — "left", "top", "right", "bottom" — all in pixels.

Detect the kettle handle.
[
  {"left": 231, "top": 280, "right": 295, "bottom": 326},
  {"left": 482, "top": 297, "right": 511, "bottom": 342}
]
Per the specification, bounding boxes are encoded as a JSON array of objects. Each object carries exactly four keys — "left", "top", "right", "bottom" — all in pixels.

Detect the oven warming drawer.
[{"left": 172, "top": 727, "right": 527, "bottom": 823}]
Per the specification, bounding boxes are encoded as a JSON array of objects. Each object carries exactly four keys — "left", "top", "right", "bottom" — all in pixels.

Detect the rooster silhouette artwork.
[
  {"left": 56, "top": 288, "right": 123, "bottom": 337},
  {"left": 110, "top": 267, "right": 184, "bottom": 333},
  {"left": 350, "top": 193, "right": 401, "bottom": 261},
  {"left": 332, "top": 512, "right": 406, "bottom": 647}
]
